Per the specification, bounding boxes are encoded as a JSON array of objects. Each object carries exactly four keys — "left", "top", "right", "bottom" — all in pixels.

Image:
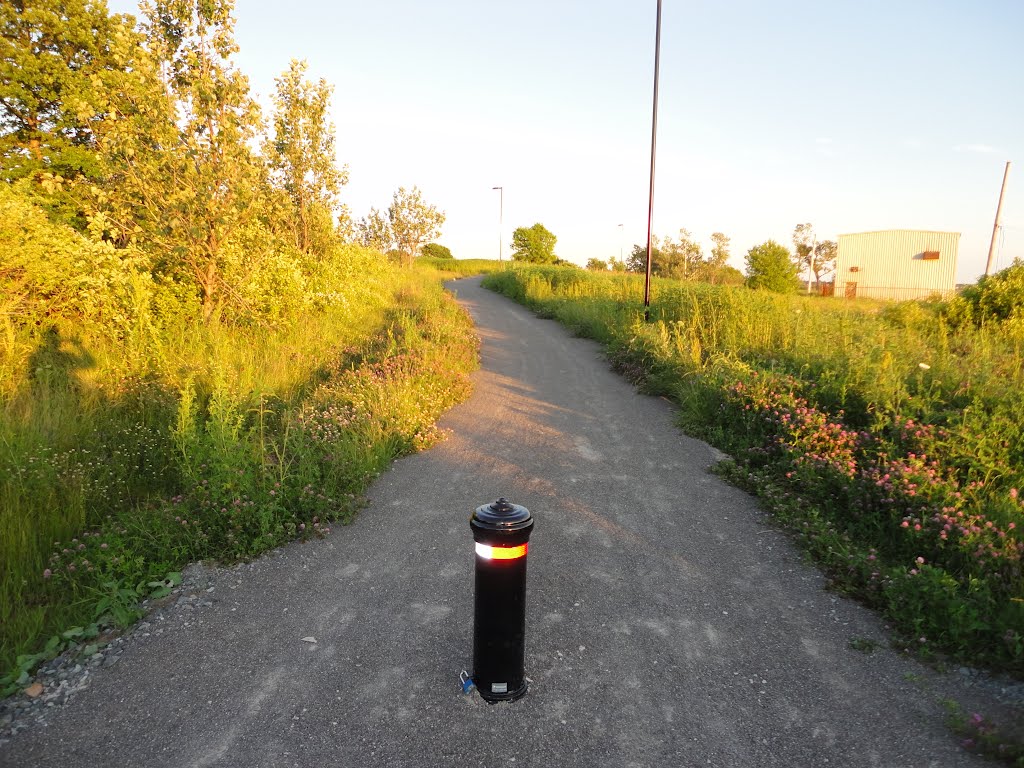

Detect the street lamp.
[
  {"left": 618, "top": 223, "right": 624, "bottom": 263},
  {"left": 643, "top": 0, "right": 667, "bottom": 321},
  {"left": 492, "top": 186, "right": 503, "bottom": 263}
]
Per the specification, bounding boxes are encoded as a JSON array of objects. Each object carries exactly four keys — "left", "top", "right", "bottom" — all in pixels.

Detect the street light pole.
[
  {"left": 492, "top": 186, "right": 503, "bottom": 263},
  {"left": 618, "top": 223, "right": 624, "bottom": 263},
  {"left": 644, "top": 0, "right": 662, "bottom": 321}
]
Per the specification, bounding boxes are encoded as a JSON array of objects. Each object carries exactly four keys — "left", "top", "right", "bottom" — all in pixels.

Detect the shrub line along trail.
[{"left": 1, "top": 276, "right": 1000, "bottom": 767}]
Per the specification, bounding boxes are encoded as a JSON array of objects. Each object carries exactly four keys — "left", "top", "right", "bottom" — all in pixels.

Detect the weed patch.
[
  {"left": 484, "top": 266, "right": 1024, "bottom": 677},
  {"left": 1, "top": 265, "right": 477, "bottom": 692}
]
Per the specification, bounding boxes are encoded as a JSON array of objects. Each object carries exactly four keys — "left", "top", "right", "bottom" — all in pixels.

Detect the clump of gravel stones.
[
  {"left": 0, "top": 560, "right": 252, "bottom": 745},
  {"left": 955, "top": 666, "right": 1024, "bottom": 708}
]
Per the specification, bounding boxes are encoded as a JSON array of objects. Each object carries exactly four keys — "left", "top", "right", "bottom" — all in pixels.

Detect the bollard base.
[{"left": 475, "top": 679, "right": 527, "bottom": 704}]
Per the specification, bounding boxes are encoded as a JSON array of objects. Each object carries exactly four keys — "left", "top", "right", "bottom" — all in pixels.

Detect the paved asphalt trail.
[{"left": 3, "top": 276, "right": 987, "bottom": 767}]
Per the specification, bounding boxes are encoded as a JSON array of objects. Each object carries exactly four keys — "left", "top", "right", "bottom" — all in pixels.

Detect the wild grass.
[
  {"left": 484, "top": 266, "right": 1024, "bottom": 677},
  {"left": 415, "top": 257, "right": 505, "bottom": 278},
  {"left": 0, "top": 263, "right": 478, "bottom": 692}
]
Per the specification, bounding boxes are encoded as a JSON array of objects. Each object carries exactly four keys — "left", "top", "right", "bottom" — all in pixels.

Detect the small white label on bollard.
[{"left": 491, "top": 682, "right": 508, "bottom": 694}]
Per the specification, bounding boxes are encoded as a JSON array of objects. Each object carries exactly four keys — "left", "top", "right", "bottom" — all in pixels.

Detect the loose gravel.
[{"left": 0, "top": 559, "right": 262, "bottom": 746}]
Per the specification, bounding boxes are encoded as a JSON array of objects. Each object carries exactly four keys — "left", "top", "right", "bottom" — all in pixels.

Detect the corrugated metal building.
[{"left": 834, "top": 230, "right": 960, "bottom": 301}]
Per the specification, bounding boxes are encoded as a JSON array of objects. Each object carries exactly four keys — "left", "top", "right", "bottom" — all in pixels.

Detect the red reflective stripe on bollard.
[{"left": 475, "top": 542, "right": 528, "bottom": 560}]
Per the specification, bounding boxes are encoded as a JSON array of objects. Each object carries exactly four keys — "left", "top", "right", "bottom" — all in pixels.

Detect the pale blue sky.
[{"left": 108, "top": 0, "right": 1023, "bottom": 281}]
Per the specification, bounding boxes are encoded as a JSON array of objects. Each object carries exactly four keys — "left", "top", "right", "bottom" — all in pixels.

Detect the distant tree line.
[{"left": 580, "top": 224, "right": 839, "bottom": 295}]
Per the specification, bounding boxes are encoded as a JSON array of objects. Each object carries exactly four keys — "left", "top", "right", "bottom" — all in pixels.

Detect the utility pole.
[
  {"left": 986, "top": 161, "right": 1011, "bottom": 276},
  {"left": 644, "top": 0, "right": 662, "bottom": 321}
]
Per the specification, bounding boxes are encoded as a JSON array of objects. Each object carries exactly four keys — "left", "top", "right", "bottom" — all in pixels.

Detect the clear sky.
[{"left": 107, "top": 0, "right": 1023, "bottom": 282}]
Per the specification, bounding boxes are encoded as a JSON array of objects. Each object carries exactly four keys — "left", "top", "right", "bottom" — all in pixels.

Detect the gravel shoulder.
[{"left": 1, "top": 275, "right": 1020, "bottom": 768}]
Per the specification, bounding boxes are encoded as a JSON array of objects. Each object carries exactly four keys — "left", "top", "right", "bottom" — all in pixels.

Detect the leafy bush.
[
  {"left": 745, "top": 240, "right": 800, "bottom": 293},
  {"left": 946, "top": 259, "right": 1024, "bottom": 331},
  {"left": 421, "top": 243, "right": 453, "bottom": 259},
  {"left": 0, "top": 185, "right": 151, "bottom": 337},
  {"left": 880, "top": 299, "right": 943, "bottom": 332},
  {"left": 221, "top": 220, "right": 307, "bottom": 325}
]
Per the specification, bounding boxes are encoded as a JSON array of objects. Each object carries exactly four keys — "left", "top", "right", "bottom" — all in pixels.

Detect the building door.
[{"left": 845, "top": 282, "right": 858, "bottom": 299}]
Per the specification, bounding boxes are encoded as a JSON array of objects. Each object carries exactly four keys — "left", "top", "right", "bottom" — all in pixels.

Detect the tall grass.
[
  {"left": 415, "top": 257, "right": 504, "bottom": 277},
  {"left": 485, "top": 266, "right": 1024, "bottom": 676},
  {"left": 0, "top": 260, "right": 477, "bottom": 690}
]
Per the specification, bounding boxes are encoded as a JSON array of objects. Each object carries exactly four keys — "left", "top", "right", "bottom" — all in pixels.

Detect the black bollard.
[{"left": 470, "top": 498, "right": 534, "bottom": 703}]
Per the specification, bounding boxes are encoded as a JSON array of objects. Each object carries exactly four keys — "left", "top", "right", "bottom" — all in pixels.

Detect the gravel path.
[{"left": 0, "top": 276, "right": 1020, "bottom": 767}]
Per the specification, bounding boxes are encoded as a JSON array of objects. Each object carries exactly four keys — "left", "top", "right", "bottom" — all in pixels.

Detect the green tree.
[
  {"left": 792, "top": 222, "right": 817, "bottom": 293},
  {"left": 586, "top": 257, "right": 609, "bottom": 271},
  {"left": 265, "top": 59, "right": 347, "bottom": 257},
  {"left": 661, "top": 228, "right": 704, "bottom": 279},
  {"left": 626, "top": 229, "right": 702, "bottom": 279},
  {"left": 0, "top": 0, "right": 141, "bottom": 223},
  {"left": 355, "top": 207, "right": 391, "bottom": 252},
  {"left": 709, "top": 232, "right": 731, "bottom": 268},
  {"left": 388, "top": 186, "right": 444, "bottom": 267},
  {"left": 745, "top": 240, "right": 799, "bottom": 293},
  {"left": 511, "top": 223, "right": 557, "bottom": 264},
  {"left": 627, "top": 241, "right": 660, "bottom": 273},
  {"left": 334, "top": 203, "right": 355, "bottom": 243},
  {"left": 421, "top": 243, "right": 453, "bottom": 259},
  {"left": 100, "top": 0, "right": 264, "bottom": 321},
  {"left": 813, "top": 239, "right": 837, "bottom": 284},
  {"left": 608, "top": 256, "right": 627, "bottom": 272}
]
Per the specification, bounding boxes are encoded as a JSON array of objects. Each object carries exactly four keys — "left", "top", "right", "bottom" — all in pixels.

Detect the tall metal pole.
[
  {"left": 618, "top": 223, "right": 624, "bottom": 263},
  {"left": 986, "top": 162, "right": 1011, "bottom": 276},
  {"left": 492, "top": 186, "right": 503, "bottom": 263},
  {"left": 644, "top": 0, "right": 662, "bottom": 321}
]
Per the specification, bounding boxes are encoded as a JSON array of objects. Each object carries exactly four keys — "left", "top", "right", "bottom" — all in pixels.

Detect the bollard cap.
[{"left": 471, "top": 497, "right": 533, "bottom": 532}]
